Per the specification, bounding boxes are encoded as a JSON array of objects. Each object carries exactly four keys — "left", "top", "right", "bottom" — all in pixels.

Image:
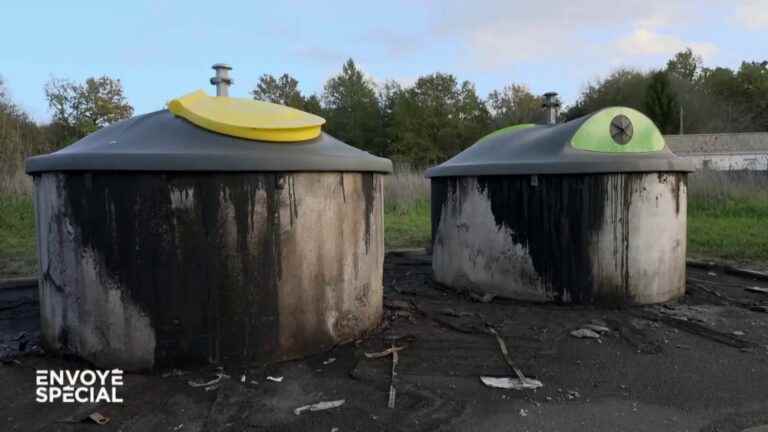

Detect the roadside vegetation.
[
  {"left": 1, "top": 169, "right": 767, "bottom": 278},
  {"left": 383, "top": 166, "right": 430, "bottom": 249},
  {"left": 0, "top": 193, "right": 36, "bottom": 278},
  {"left": 687, "top": 171, "right": 768, "bottom": 264}
]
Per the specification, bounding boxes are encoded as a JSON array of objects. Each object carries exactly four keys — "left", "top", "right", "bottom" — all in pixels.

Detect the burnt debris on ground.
[{"left": 1, "top": 251, "right": 768, "bottom": 431}]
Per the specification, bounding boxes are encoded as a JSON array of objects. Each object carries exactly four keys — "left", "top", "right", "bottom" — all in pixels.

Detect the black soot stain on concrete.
[
  {"left": 432, "top": 173, "right": 684, "bottom": 304},
  {"left": 361, "top": 173, "right": 376, "bottom": 254},
  {"left": 62, "top": 172, "right": 283, "bottom": 367}
]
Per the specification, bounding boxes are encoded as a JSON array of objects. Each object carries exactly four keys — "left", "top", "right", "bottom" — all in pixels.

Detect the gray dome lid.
[
  {"left": 425, "top": 107, "right": 693, "bottom": 177},
  {"left": 26, "top": 110, "right": 393, "bottom": 174}
]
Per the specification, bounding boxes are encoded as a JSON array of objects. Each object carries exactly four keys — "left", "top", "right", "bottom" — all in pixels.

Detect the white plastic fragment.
[
  {"left": 480, "top": 376, "right": 543, "bottom": 390},
  {"left": 267, "top": 376, "right": 284, "bottom": 383},
  {"left": 323, "top": 357, "right": 336, "bottom": 365},
  {"left": 293, "top": 399, "right": 346, "bottom": 415},
  {"left": 570, "top": 328, "right": 601, "bottom": 339}
]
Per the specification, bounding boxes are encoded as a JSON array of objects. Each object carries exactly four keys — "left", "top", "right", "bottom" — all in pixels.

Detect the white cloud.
[
  {"left": 425, "top": 0, "right": 720, "bottom": 68},
  {"left": 735, "top": 0, "right": 768, "bottom": 30},
  {"left": 616, "top": 29, "right": 718, "bottom": 60}
]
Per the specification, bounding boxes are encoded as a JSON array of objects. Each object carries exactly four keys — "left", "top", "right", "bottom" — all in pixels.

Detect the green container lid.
[{"left": 425, "top": 107, "right": 693, "bottom": 177}]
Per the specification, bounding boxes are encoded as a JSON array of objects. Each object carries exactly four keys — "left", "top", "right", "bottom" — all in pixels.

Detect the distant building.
[{"left": 665, "top": 132, "right": 768, "bottom": 171}]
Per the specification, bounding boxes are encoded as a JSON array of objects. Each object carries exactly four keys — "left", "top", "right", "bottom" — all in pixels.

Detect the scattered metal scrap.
[
  {"left": 187, "top": 372, "right": 229, "bottom": 388},
  {"left": 293, "top": 399, "right": 346, "bottom": 415},
  {"left": 725, "top": 267, "right": 768, "bottom": 281},
  {"left": 483, "top": 326, "right": 543, "bottom": 390},
  {"left": 583, "top": 323, "right": 611, "bottom": 334},
  {"left": 570, "top": 328, "right": 601, "bottom": 339},
  {"left": 480, "top": 376, "right": 543, "bottom": 390},
  {"left": 388, "top": 345, "right": 399, "bottom": 408},
  {"left": 364, "top": 345, "right": 406, "bottom": 359},
  {"left": 87, "top": 412, "right": 110, "bottom": 425},
  {"left": 746, "top": 286, "right": 768, "bottom": 295},
  {"left": 364, "top": 344, "right": 404, "bottom": 408}
]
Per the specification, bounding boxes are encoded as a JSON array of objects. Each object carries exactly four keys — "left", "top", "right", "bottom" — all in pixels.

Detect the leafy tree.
[
  {"left": 378, "top": 80, "right": 404, "bottom": 158},
  {"left": 456, "top": 81, "right": 493, "bottom": 154},
  {"left": 644, "top": 71, "right": 679, "bottom": 133},
  {"left": 303, "top": 94, "right": 322, "bottom": 115},
  {"left": 487, "top": 84, "right": 542, "bottom": 128},
  {"left": 322, "top": 59, "right": 384, "bottom": 154},
  {"left": 734, "top": 61, "right": 768, "bottom": 131},
  {"left": 666, "top": 48, "right": 702, "bottom": 82},
  {"left": 45, "top": 76, "right": 133, "bottom": 145},
  {"left": 565, "top": 68, "right": 649, "bottom": 120},
  {"left": 251, "top": 73, "right": 306, "bottom": 109},
  {"left": 1, "top": 76, "right": 51, "bottom": 193},
  {"left": 390, "top": 73, "right": 491, "bottom": 165}
]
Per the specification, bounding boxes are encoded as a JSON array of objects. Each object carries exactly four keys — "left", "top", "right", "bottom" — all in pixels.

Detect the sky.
[{"left": 1, "top": 0, "right": 767, "bottom": 122}]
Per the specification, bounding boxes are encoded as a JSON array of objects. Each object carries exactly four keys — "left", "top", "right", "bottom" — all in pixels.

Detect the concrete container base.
[
  {"left": 34, "top": 172, "right": 384, "bottom": 370},
  {"left": 431, "top": 173, "right": 687, "bottom": 304}
]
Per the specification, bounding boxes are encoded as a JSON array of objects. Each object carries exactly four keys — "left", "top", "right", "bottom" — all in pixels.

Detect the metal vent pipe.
[
  {"left": 542, "top": 92, "right": 561, "bottom": 125},
  {"left": 210, "top": 63, "right": 233, "bottom": 97}
]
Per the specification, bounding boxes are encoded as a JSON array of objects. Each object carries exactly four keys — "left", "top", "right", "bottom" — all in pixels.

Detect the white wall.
[
  {"left": 684, "top": 153, "right": 768, "bottom": 171},
  {"left": 664, "top": 133, "right": 768, "bottom": 171}
]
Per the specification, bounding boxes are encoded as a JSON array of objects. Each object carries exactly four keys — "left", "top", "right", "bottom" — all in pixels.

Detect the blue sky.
[{"left": 2, "top": 0, "right": 767, "bottom": 121}]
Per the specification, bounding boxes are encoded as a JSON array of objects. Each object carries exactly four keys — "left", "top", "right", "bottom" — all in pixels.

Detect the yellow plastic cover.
[{"left": 167, "top": 90, "right": 325, "bottom": 142}]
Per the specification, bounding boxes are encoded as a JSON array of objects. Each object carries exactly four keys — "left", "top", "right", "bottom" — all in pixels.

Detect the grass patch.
[
  {"left": 0, "top": 194, "right": 37, "bottom": 278},
  {"left": 384, "top": 199, "right": 431, "bottom": 249},
  {"left": 1, "top": 176, "right": 766, "bottom": 278},
  {"left": 688, "top": 196, "right": 768, "bottom": 264}
]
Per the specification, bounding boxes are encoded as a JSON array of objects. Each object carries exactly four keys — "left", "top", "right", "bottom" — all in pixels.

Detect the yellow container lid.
[{"left": 168, "top": 90, "right": 325, "bottom": 142}]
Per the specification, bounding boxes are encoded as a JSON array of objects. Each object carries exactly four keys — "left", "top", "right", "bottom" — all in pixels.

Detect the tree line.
[
  {"left": 252, "top": 59, "right": 544, "bottom": 165},
  {"left": 2, "top": 48, "right": 767, "bottom": 173},
  {"left": 567, "top": 49, "right": 768, "bottom": 135}
]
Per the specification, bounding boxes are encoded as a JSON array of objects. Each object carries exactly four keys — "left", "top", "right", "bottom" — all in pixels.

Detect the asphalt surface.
[{"left": 1, "top": 252, "right": 767, "bottom": 431}]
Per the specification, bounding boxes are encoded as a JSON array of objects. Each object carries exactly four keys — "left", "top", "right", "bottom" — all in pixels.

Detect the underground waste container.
[
  {"left": 425, "top": 107, "right": 693, "bottom": 305},
  {"left": 26, "top": 67, "right": 393, "bottom": 370}
]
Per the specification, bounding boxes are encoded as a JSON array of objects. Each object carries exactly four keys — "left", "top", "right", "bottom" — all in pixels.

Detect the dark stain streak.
[
  {"left": 476, "top": 174, "right": 607, "bottom": 304},
  {"left": 62, "top": 172, "right": 283, "bottom": 367},
  {"left": 361, "top": 173, "right": 375, "bottom": 254},
  {"left": 432, "top": 173, "right": 684, "bottom": 304}
]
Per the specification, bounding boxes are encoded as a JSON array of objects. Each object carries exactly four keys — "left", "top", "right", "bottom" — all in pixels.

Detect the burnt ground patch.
[{"left": 1, "top": 252, "right": 767, "bottom": 431}]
